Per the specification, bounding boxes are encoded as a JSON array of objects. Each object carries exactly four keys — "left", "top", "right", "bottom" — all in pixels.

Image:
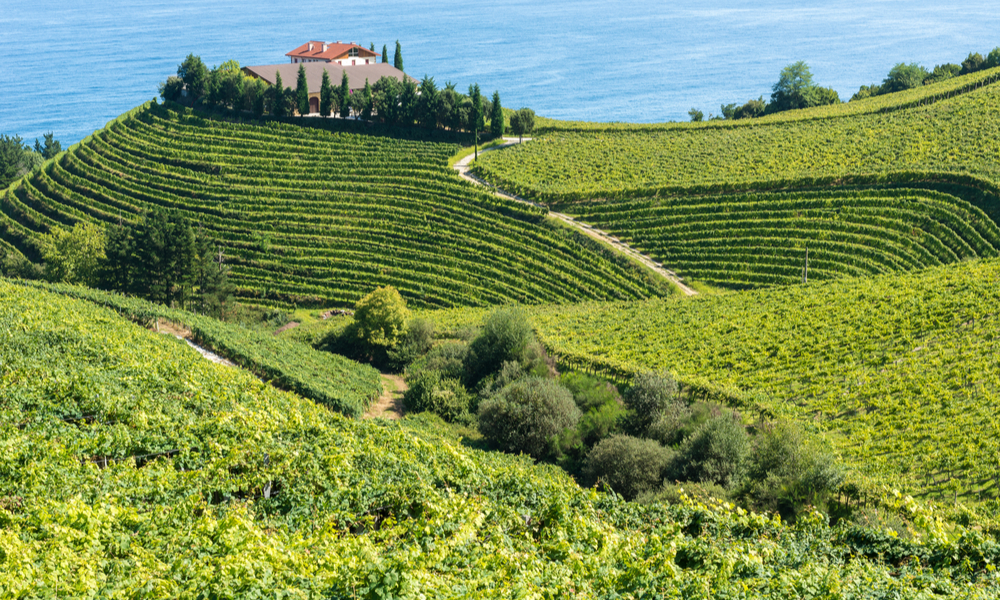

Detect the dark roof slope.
[{"left": 242, "top": 63, "right": 414, "bottom": 94}]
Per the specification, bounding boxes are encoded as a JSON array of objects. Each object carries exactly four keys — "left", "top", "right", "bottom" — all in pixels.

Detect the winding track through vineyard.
[{"left": 454, "top": 141, "right": 698, "bottom": 296}]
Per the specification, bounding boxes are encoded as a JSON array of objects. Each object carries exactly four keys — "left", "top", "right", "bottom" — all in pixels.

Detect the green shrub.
[
  {"left": 560, "top": 372, "right": 621, "bottom": 412},
  {"left": 646, "top": 401, "right": 715, "bottom": 447},
  {"left": 638, "top": 481, "right": 732, "bottom": 506},
  {"left": 355, "top": 286, "right": 409, "bottom": 351},
  {"left": 403, "top": 369, "right": 471, "bottom": 423},
  {"left": 577, "top": 400, "right": 627, "bottom": 447},
  {"left": 671, "top": 411, "right": 750, "bottom": 489},
  {"left": 623, "top": 371, "right": 679, "bottom": 436},
  {"left": 742, "top": 421, "right": 844, "bottom": 519},
  {"left": 475, "top": 360, "right": 527, "bottom": 407},
  {"left": 584, "top": 435, "right": 674, "bottom": 500},
  {"left": 406, "top": 340, "right": 469, "bottom": 381},
  {"left": 478, "top": 377, "right": 580, "bottom": 459},
  {"left": 464, "top": 308, "right": 534, "bottom": 386},
  {"left": 387, "top": 318, "right": 435, "bottom": 371}
]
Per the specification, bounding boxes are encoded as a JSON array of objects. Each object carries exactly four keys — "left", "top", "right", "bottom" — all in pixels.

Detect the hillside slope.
[
  {"left": 5, "top": 279, "right": 1000, "bottom": 597},
  {"left": 476, "top": 71, "right": 1000, "bottom": 199},
  {"left": 472, "top": 73, "right": 1000, "bottom": 288},
  {"left": 507, "top": 259, "right": 1000, "bottom": 499},
  {"left": 0, "top": 102, "right": 664, "bottom": 308}
]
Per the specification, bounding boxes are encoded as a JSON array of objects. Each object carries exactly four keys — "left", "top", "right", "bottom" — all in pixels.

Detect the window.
[{"left": 348, "top": 47, "right": 359, "bottom": 57}]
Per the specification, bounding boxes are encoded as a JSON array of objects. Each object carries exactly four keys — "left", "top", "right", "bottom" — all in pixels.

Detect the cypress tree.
[
  {"left": 490, "top": 91, "right": 504, "bottom": 138},
  {"left": 382, "top": 45, "right": 389, "bottom": 64},
  {"left": 394, "top": 40, "right": 403, "bottom": 71},
  {"left": 470, "top": 84, "right": 483, "bottom": 157},
  {"left": 369, "top": 42, "right": 376, "bottom": 52},
  {"left": 272, "top": 71, "right": 286, "bottom": 117},
  {"left": 339, "top": 71, "right": 351, "bottom": 118},
  {"left": 296, "top": 64, "right": 310, "bottom": 115},
  {"left": 320, "top": 69, "right": 334, "bottom": 116}
]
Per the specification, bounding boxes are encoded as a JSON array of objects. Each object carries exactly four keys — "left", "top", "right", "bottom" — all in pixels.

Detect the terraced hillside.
[
  {"left": 7, "top": 279, "right": 1000, "bottom": 597},
  {"left": 0, "top": 102, "right": 663, "bottom": 308},
  {"left": 475, "top": 70, "right": 1000, "bottom": 200},
  {"left": 492, "top": 259, "right": 1000, "bottom": 500},
  {"left": 561, "top": 188, "right": 1000, "bottom": 287},
  {"left": 471, "top": 71, "right": 1000, "bottom": 288}
]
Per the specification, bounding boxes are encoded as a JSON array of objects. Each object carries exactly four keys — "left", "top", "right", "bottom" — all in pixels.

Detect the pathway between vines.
[{"left": 454, "top": 139, "right": 697, "bottom": 296}]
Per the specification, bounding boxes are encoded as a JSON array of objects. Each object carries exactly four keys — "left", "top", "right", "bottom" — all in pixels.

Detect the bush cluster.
[{"left": 333, "top": 304, "right": 843, "bottom": 518}]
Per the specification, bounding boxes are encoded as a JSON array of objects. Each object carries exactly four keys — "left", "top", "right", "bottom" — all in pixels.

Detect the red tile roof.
[{"left": 286, "top": 41, "right": 380, "bottom": 61}]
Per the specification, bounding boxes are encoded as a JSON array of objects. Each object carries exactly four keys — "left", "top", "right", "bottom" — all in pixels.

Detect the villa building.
[{"left": 286, "top": 41, "right": 380, "bottom": 66}]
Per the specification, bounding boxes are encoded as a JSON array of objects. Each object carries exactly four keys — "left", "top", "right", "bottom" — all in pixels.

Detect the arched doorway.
[{"left": 309, "top": 97, "right": 319, "bottom": 114}]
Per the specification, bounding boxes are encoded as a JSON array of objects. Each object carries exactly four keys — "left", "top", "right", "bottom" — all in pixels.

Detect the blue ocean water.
[{"left": 1, "top": 0, "right": 997, "bottom": 145}]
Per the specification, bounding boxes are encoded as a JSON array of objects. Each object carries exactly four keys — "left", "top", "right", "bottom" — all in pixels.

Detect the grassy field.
[
  {"left": 5, "top": 279, "right": 1000, "bottom": 597},
  {"left": 0, "top": 102, "right": 665, "bottom": 309}
]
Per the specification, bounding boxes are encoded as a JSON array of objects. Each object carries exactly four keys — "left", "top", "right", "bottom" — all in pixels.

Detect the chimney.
[
  {"left": 322, "top": 43, "right": 328, "bottom": 52},
  {"left": 308, "top": 42, "right": 314, "bottom": 51}
]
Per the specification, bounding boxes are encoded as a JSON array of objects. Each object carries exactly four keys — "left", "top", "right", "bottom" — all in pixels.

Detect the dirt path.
[
  {"left": 152, "top": 318, "right": 237, "bottom": 367},
  {"left": 454, "top": 139, "right": 697, "bottom": 296},
  {"left": 365, "top": 374, "right": 408, "bottom": 420}
]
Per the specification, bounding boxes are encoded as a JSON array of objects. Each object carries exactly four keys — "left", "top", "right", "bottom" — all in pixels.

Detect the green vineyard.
[
  {"left": 557, "top": 187, "right": 1000, "bottom": 287},
  {"left": 473, "top": 75, "right": 1000, "bottom": 202},
  {"left": 5, "top": 279, "right": 1000, "bottom": 597},
  {"left": 0, "top": 102, "right": 664, "bottom": 309},
  {"left": 509, "top": 259, "right": 1000, "bottom": 499}
]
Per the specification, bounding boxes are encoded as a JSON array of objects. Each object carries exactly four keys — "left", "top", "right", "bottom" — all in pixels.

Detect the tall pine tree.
[
  {"left": 195, "top": 225, "right": 234, "bottom": 317},
  {"left": 320, "top": 69, "right": 334, "bottom": 116},
  {"left": 339, "top": 71, "right": 351, "bottom": 118},
  {"left": 490, "top": 91, "right": 504, "bottom": 138},
  {"left": 394, "top": 41, "right": 403, "bottom": 71},
  {"left": 296, "top": 64, "right": 310, "bottom": 115},
  {"left": 382, "top": 45, "right": 389, "bottom": 64}
]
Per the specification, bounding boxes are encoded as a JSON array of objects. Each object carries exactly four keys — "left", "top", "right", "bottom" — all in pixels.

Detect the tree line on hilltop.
[
  {"left": 688, "top": 47, "right": 1000, "bottom": 122},
  {"left": 159, "top": 52, "right": 536, "bottom": 140}
]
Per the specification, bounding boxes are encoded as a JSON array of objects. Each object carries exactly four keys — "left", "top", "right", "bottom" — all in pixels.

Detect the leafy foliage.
[
  {"left": 6, "top": 281, "right": 1000, "bottom": 596},
  {"left": 354, "top": 286, "right": 410, "bottom": 349},
  {"left": 402, "top": 369, "right": 472, "bottom": 423},
  {"left": 38, "top": 221, "right": 106, "bottom": 285},
  {"left": 478, "top": 377, "right": 581, "bottom": 459},
  {"left": 585, "top": 435, "right": 675, "bottom": 500}
]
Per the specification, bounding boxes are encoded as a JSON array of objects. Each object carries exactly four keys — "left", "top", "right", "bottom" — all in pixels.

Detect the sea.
[{"left": 2, "top": 0, "right": 998, "bottom": 146}]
